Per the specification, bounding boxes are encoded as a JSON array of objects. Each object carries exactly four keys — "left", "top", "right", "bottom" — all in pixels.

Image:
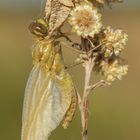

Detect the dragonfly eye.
[{"left": 29, "top": 19, "right": 48, "bottom": 37}]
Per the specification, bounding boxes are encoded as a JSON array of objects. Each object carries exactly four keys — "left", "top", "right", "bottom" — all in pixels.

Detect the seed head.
[{"left": 68, "top": 2, "right": 102, "bottom": 38}]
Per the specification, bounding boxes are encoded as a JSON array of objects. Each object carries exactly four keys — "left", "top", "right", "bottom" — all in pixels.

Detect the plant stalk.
[{"left": 81, "top": 58, "right": 95, "bottom": 140}]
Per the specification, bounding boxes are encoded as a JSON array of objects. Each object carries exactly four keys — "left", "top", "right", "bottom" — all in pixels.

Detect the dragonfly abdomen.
[{"left": 62, "top": 87, "right": 77, "bottom": 129}]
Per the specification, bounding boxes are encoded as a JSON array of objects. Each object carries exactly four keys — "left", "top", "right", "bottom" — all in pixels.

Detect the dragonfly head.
[{"left": 29, "top": 18, "right": 48, "bottom": 38}]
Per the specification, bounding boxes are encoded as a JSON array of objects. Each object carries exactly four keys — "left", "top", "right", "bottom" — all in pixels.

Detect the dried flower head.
[
  {"left": 96, "top": 0, "right": 122, "bottom": 3},
  {"left": 95, "top": 0, "right": 105, "bottom": 3},
  {"left": 68, "top": 2, "right": 102, "bottom": 38},
  {"left": 89, "top": 0, "right": 123, "bottom": 5},
  {"left": 103, "top": 27, "right": 128, "bottom": 57},
  {"left": 101, "top": 60, "right": 128, "bottom": 82}
]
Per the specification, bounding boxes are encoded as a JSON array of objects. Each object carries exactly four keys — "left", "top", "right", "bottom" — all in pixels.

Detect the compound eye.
[{"left": 29, "top": 19, "right": 48, "bottom": 37}]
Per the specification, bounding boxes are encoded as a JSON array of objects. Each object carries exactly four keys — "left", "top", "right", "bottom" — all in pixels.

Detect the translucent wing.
[
  {"left": 59, "top": 0, "right": 74, "bottom": 7},
  {"left": 22, "top": 64, "right": 75, "bottom": 140},
  {"left": 45, "top": 0, "right": 73, "bottom": 34}
]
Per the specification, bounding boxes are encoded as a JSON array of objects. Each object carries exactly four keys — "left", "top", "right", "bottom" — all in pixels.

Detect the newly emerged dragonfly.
[{"left": 22, "top": 19, "right": 77, "bottom": 140}]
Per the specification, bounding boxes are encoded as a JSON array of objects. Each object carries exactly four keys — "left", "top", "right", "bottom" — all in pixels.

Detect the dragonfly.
[{"left": 21, "top": 19, "right": 77, "bottom": 140}]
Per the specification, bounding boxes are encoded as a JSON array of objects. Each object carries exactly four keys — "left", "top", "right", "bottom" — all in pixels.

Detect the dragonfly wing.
[
  {"left": 46, "top": 0, "right": 72, "bottom": 34},
  {"left": 22, "top": 65, "right": 73, "bottom": 140},
  {"left": 59, "top": 0, "right": 74, "bottom": 7}
]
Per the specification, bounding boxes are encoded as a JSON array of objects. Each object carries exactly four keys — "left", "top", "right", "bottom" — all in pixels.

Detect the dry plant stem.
[
  {"left": 65, "top": 62, "right": 83, "bottom": 69},
  {"left": 81, "top": 58, "right": 95, "bottom": 140},
  {"left": 61, "top": 42, "right": 85, "bottom": 54},
  {"left": 87, "top": 80, "right": 109, "bottom": 94}
]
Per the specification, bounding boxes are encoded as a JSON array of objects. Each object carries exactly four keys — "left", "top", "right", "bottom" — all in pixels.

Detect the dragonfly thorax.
[{"left": 32, "top": 39, "right": 64, "bottom": 74}]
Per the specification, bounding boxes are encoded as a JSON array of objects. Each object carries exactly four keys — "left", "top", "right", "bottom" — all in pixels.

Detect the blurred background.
[{"left": 0, "top": 0, "right": 140, "bottom": 140}]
